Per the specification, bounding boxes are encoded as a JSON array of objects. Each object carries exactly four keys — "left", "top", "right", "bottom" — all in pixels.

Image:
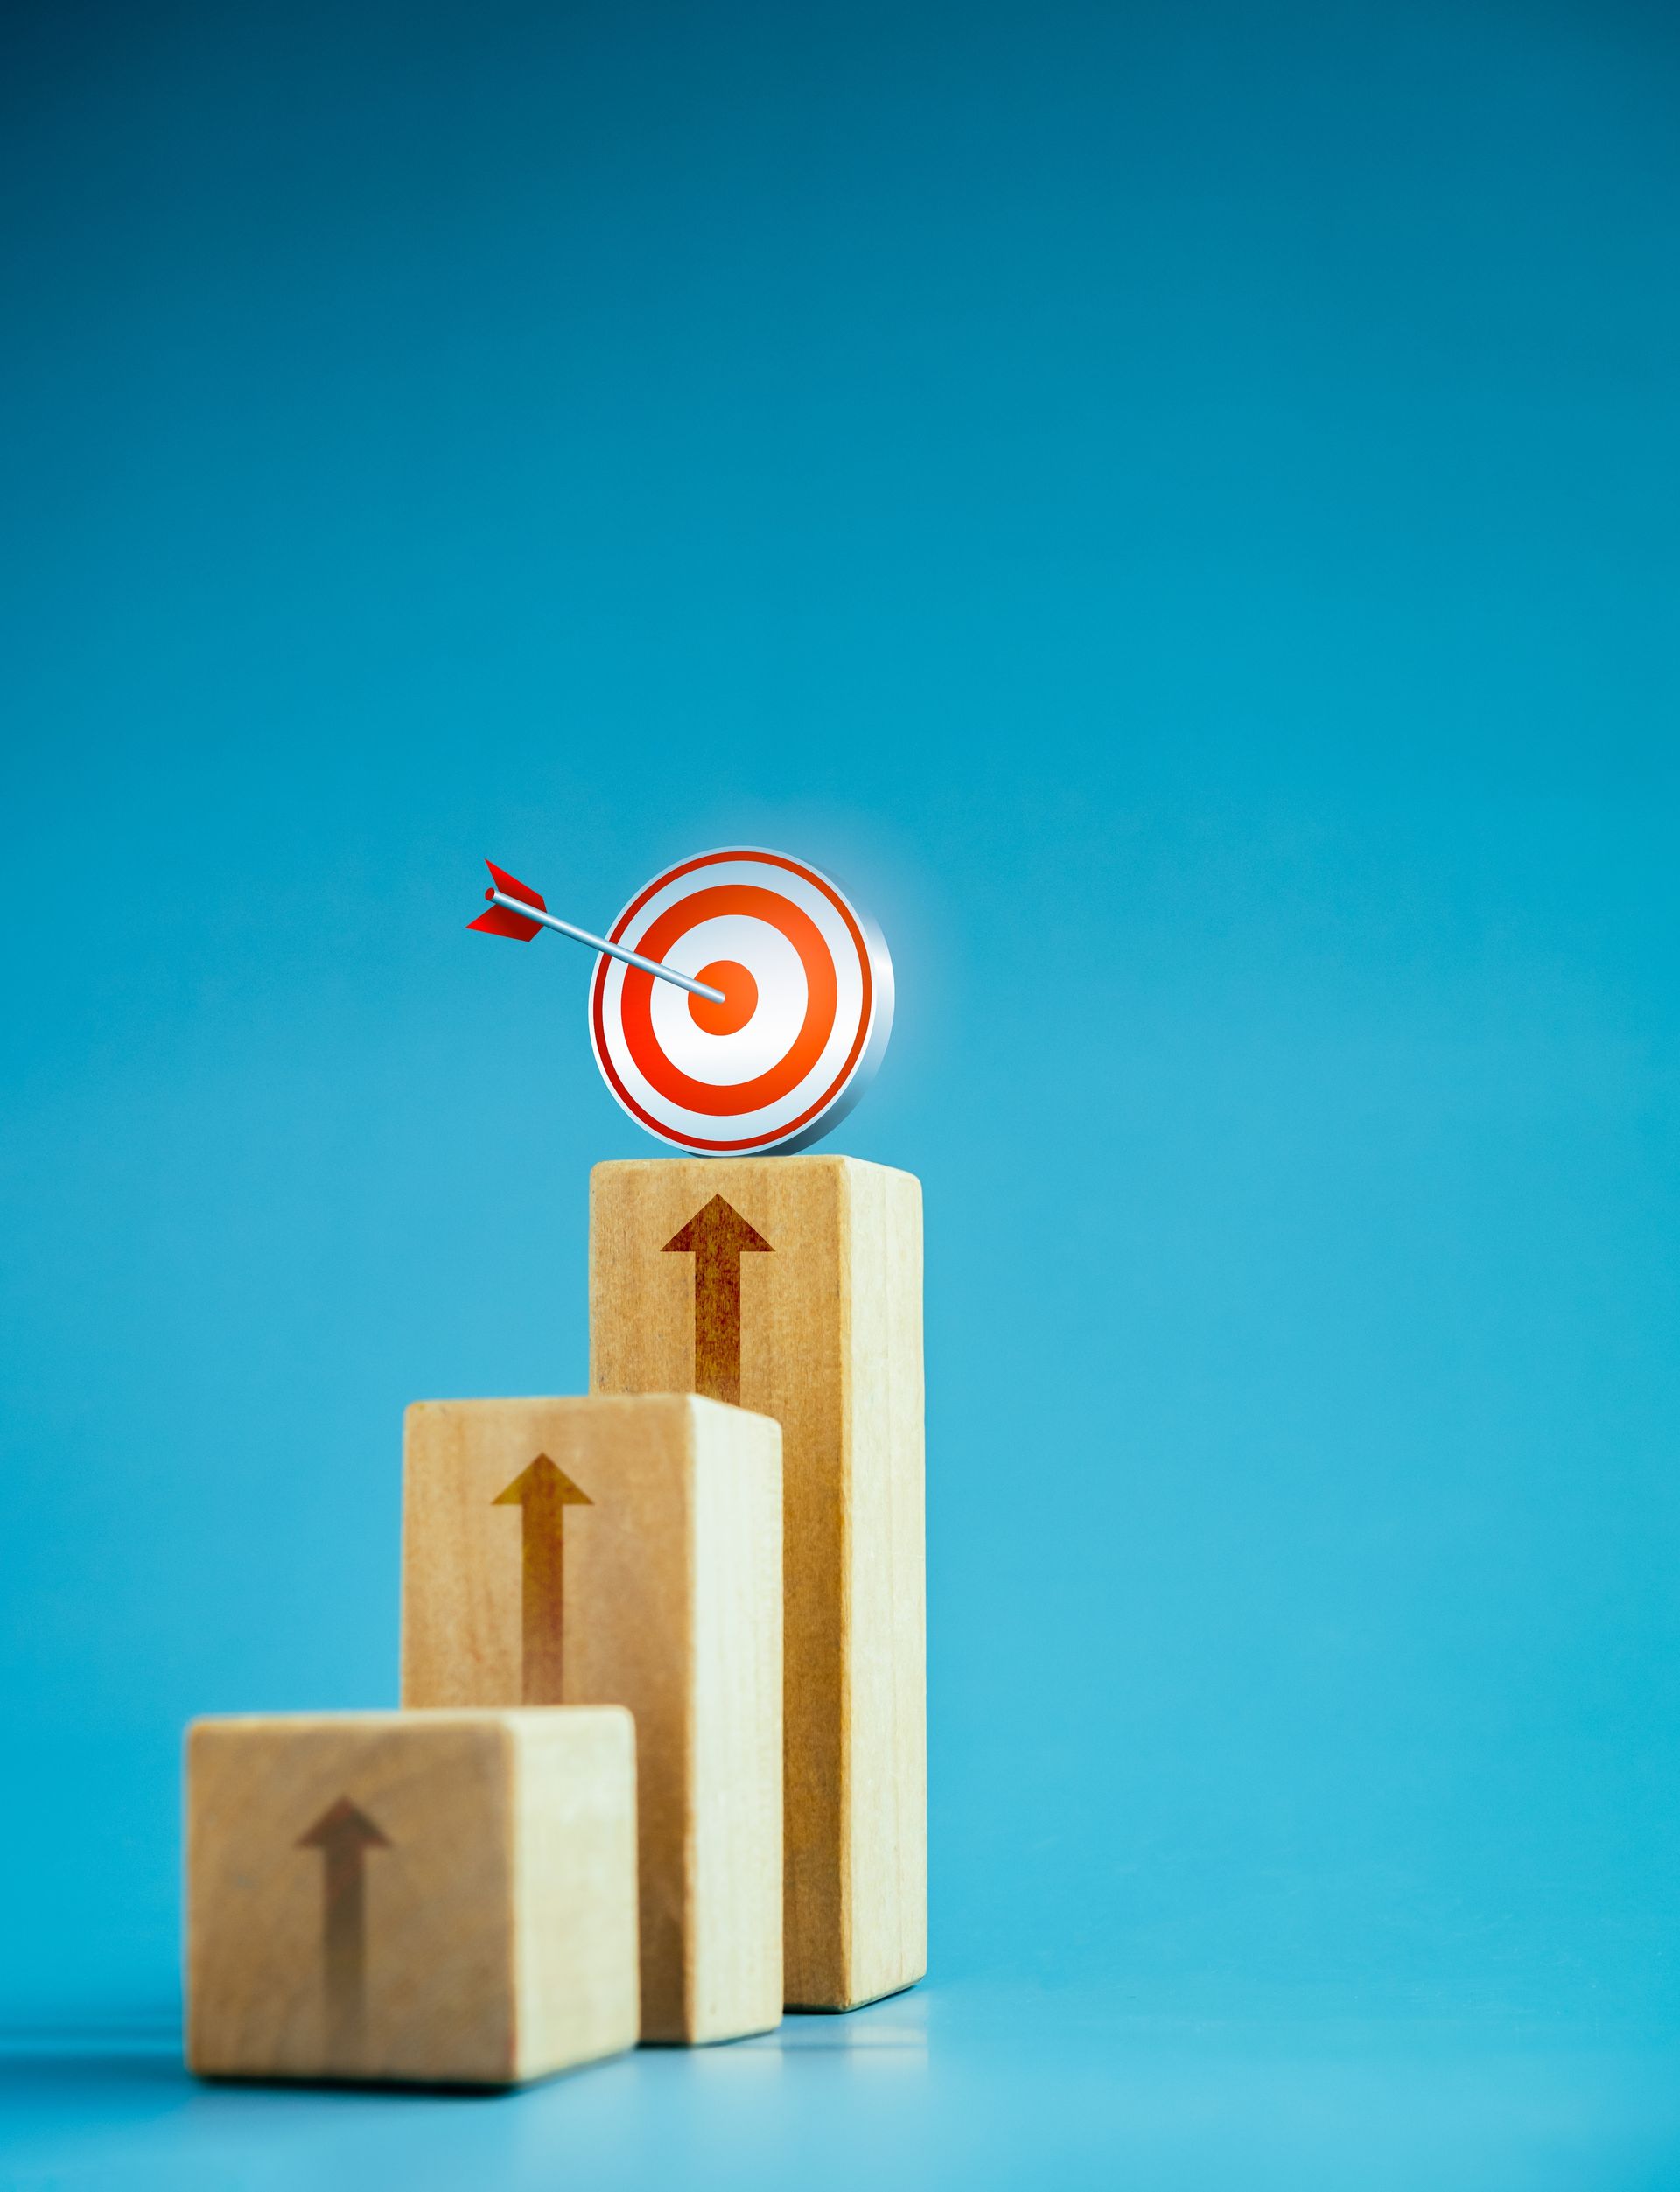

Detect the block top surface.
[
  {"left": 188, "top": 1706, "right": 634, "bottom": 1747},
  {"left": 403, "top": 1392, "right": 780, "bottom": 1442},
  {"left": 591, "top": 1152, "right": 920, "bottom": 1190}
]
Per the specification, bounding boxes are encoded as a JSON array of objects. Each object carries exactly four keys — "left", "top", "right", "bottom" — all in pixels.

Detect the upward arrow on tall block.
[
  {"left": 662, "top": 1194, "right": 774, "bottom": 1405},
  {"left": 493, "top": 1454, "right": 592, "bottom": 1703}
]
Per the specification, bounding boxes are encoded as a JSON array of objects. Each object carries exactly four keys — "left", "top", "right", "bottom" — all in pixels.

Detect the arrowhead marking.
[
  {"left": 663, "top": 1195, "right": 773, "bottom": 1258},
  {"left": 493, "top": 1453, "right": 592, "bottom": 1508},
  {"left": 662, "top": 1196, "right": 773, "bottom": 1405},
  {"left": 298, "top": 1796, "right": 390, "bottom": 1852},
  {"left": 494, "top": 1453, "right": 585, "bottom": 1705}
]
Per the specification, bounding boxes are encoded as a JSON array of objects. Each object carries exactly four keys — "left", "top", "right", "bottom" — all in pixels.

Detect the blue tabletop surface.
[{"left": 7, "top": 1988, "right": 1680, "bottom": 2191}]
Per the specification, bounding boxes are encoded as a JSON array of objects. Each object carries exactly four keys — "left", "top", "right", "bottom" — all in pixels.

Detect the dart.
[{"left": 469, "top": 861, "right": 726, "bottom": 1004}]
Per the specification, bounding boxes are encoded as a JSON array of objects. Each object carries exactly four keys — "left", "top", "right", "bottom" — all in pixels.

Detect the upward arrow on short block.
[
  {"left": 297, "top": 1796, "right": 390, "bottom": 2058},
  {"left": 662, "top": 1195, "right": 774, "bottom": 1406},
  {"left": 494, "top": 1454, "right": 592, "bottom": 1704}
]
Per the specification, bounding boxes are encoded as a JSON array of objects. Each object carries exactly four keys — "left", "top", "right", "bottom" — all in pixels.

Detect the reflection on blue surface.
[{"left": 7, "top": 1988, "right": 1680, "bottom": 2191}]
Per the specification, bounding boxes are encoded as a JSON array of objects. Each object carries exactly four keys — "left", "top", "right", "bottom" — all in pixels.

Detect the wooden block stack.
[{"left": 184, "top": 1153, "right": 924, "bottom": 2086}]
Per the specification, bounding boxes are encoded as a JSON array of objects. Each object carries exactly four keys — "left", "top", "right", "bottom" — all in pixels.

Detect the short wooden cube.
[
  {"left": 402, "top": 1393, "right": 782, "bottom": 2046},
  {"left": 186, "top": 1708, "right": 639, "bottom": 2086}
]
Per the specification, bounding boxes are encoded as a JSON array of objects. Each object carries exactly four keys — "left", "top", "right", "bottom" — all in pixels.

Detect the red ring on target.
[{"left": 589, "top": 848, "right": 892, "bottom": 1155}]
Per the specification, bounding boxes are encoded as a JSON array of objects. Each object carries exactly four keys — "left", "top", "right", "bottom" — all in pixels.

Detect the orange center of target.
[{"left": 689, "top": 959, "right": 758, "bottom": 1035}]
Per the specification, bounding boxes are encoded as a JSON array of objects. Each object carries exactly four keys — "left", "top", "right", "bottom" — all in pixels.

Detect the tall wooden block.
[
  {"left": 402, "top": 1393, "right": 782, "bottom": 2047},
  {"left": 186, "top": 1708, "right": 638, "bottom": 2086},
  {"left": 590, "top": 1154, "right": 925, "bottom": 2013}
]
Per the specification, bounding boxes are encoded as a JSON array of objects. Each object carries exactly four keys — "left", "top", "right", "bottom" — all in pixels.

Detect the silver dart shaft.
[{"left": 486, "top": 889, "right": 726, "bottom": 1004}]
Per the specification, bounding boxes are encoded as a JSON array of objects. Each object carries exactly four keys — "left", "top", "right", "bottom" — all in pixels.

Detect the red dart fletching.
[{"left": 468, "top": 860, "right": 547, "bottom": 940}]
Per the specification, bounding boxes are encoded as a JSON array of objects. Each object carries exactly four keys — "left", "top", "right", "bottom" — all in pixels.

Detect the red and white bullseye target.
[{"left": 588, "top": 849, "right": 893, "bottom": 1154}]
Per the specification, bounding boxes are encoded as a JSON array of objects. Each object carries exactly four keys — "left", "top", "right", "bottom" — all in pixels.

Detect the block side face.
[
  {"left": 508, "top": 1710, "right": 640, "bottom": 2077},
  {"left": 590, "top": 1156, "right": 850, "bottom": 2006},
  {"left": 555, "top": 1406, "right": 696, "bottom": 2041},
  {"left": 686, "top": 1410, "right": 785, "bottom": 2043},
  {"left": 835, "top": 1162, "right": 928, "bottom": 2006},
  {"left": 402, "top": 1394, "right": 693, "bottom": 1710},
  {"left": 186, "top": 1718, "right": 516, "bottom": 2085}
]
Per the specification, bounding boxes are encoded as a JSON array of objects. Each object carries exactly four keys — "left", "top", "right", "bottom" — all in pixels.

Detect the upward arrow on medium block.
[
  {"left": 494, "top": 1454, "right": 592, "bottom": 1704},
  {"left": 297, "top": 1796, "right": 390, "bottom": 2057},
  {"left": 662, "top": 1195, "right": 774, "bottom": 1407}
]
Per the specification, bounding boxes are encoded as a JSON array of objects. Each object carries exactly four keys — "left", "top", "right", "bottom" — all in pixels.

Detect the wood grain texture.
[
  {"left": 186, "top": 1709, "right": 638, "bottom": 2086},
  {"left": 590, "top": 1155, "right": 926, "bottom": 2012},
  {"left": 402, "top": 1394, "right": 782, "bottom": 2045}
]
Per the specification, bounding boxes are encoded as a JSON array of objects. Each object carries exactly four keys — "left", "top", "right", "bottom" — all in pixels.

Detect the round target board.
[{"left": 589, "top": 849, "right": 894, "bottom": 1155}]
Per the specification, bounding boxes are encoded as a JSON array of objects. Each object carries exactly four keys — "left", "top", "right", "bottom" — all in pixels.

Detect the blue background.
[{"left": 4, "top": 0, "right": 1680, "bottom": 2181}]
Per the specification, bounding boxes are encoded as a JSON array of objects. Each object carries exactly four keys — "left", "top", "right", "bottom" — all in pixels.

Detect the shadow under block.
[
  {"left": 186, "top": 1709, "right": 639, "bottom": 2086},
  {"left": 401, "top": 1394, "right": 783, "bottom": 2046},
  {"left": 589, "top": 1155, "right": 926, "bottom": 2013}
]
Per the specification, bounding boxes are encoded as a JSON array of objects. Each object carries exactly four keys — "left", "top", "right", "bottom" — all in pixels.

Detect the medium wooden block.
[
  {"left": 401, "top": 1393, "right": 782, "bottom": 2046},
  {"left": 589, "top": 1155, "right": 925, "bottom": 2013},
  {"left": 186, "top": 1708, "right": 638, "bottom": 2086}
]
